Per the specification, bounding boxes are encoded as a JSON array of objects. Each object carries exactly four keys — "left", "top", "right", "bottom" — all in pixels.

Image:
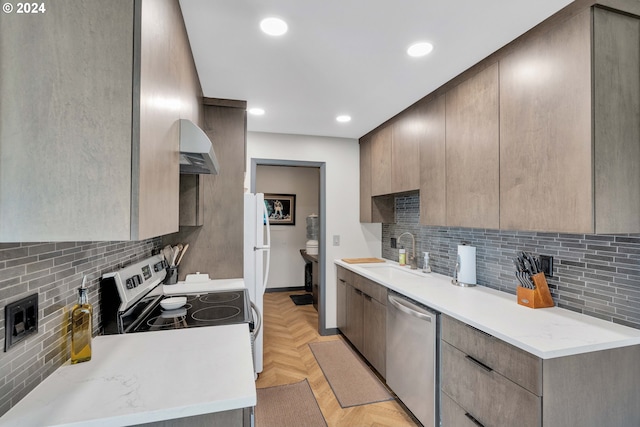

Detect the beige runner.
[
  {"left": 309, "top": 340, "right": 393, "bottom": 408},
  {"left": 256, "top": 379, "right": 326, "bottom": 427}
]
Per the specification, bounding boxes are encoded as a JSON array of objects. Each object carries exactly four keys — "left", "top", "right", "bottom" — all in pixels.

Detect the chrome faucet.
[{"left": 397, "top": 232, "right": 417, "bottom": 270}]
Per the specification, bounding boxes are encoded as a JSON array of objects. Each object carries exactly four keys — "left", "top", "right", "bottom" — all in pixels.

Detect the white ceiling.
[{"left": 179, "top": 0, "right": 573, "bottom": 139}]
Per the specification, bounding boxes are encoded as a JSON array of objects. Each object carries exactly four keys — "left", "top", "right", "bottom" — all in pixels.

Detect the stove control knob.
[
  {"left": 133, "top": 275, "right": 142, "bottom": 287},
  {"left": 126, "top": 278, "right": 134, "bottom": 289}
]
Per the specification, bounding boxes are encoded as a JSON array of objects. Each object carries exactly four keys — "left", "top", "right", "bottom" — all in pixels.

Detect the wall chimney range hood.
[{"left": 179, "top": 119, "right": 219, "bottom": 174}]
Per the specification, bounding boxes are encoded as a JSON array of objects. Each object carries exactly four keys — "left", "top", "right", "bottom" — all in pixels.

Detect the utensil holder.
[
  {"left": 516, "top": 273, "right": 554, "bottom": 309},
  {"left": 164, "top": 266, "right": 178, "bottom": 285}
]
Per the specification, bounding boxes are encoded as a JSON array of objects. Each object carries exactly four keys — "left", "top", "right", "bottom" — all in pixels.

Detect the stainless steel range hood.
[{"left": 179, "top": 119, "right": 219, "bottom": 174}]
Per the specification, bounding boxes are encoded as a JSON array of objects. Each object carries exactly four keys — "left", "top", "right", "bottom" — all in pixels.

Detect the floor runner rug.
[
  {"left": 256, "top": 379, "right": 327, "bottom": 427},
  {"left": 309, "top": 340, "right": 393, "bottom": 408}
]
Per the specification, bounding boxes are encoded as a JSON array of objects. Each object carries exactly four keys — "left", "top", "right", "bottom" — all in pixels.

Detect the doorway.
[{"left": 250, "top": 159, "right": 328, "bottom": 335}]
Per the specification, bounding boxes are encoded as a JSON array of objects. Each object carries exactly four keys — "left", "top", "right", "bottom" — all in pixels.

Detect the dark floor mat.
[{"left": 290, "top": 294, "right": 314, "bottom": 305}]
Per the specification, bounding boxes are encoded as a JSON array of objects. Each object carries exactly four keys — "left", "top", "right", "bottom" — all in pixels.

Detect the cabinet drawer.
[
  {"left": 442, "top": 341, "right": 541, "bottom": 427},
  {"left": 442, "top": 315, "right": 542, "bottom": 395},
  {"left": 337, "top": 266, "right": 353, "bottom": 284},
  {"left": 441, "top": 392, "right": 481, "bottom": 427},
  {"left": 354, "top": 274, "right": 387, "bottom": 305}
]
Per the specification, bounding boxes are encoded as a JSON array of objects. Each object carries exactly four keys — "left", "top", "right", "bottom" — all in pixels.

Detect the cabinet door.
[
  {"left": 391, "top": 109, "right": 420, "bottom": 193},
  {"left": 345, "top": 284, "right": 364, "bottom": 352},
  {"left": 0, "top": 1, "right": 134, "bottom": 241},
  {"left": 336, "top": 274, "right": 348, "bottom": 332},
  {"left": 445, "top": 64, "right": 500, "bottom": 229},
  {"left": 370, "top": 125, "right": 393, "bottom": 196},
  {"left": 363, "top": 295, "right": 386, "bottom": 378},
  {"left": 311, "top": 260, "right": 319, "bottom": 310},
  {"left": 419, "top": 95, "right": 446, "bottom": 226},
  {"left": 499, "top": 9, "right": 592, "bottom": 233},
  {"left": 441, "top": 341, "right": 541, "bottom": 427},
  {"left": 594, "top": 8, "right": 640, "bottom": 233},
  {"left": 359, "top": 135, "right": 373, "bottom": 222}
]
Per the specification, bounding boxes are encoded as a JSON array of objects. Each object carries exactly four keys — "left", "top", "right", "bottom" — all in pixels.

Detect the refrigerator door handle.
[{"left": 262, "top": 201, "right": 271, "bottom": 292}]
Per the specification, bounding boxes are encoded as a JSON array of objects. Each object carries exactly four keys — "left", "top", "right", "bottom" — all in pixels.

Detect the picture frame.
[{"left": 264, "top": 194, "right": 296, "bottom": 225}]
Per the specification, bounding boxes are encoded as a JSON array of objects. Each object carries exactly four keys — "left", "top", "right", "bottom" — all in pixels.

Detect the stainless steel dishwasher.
[{"left": 386, "top": 290, "right": 439, "bottom": 427}]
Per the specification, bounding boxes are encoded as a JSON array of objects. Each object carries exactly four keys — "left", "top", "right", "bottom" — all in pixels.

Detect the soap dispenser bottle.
[
  {"left": 71, "top": 276, "right": 93, "bottom": 364},
  {"left": 399, "top": 247, "right": 406, "bottom": 266},
  {"left": 422, "top": 252, "right": 432, "bottom": 273}
]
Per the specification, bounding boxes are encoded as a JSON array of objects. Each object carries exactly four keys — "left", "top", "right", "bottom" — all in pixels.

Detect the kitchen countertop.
[
  {"left": 335, "top": 259, "right": 640, "bottom": 359},
  {"left": 0, "top": 324, "right": 256, "bottom": 427},
  {"left": 300, "top": 249, "right": 318, "bottom": 263}
]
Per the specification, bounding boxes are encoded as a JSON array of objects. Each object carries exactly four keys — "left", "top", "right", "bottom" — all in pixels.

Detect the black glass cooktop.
[{"left": 132, "top": 289, "right": 252, "bottom": 333}]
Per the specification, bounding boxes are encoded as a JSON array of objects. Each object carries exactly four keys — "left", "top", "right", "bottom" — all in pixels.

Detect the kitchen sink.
[{"left": 359, "top": 264, "right": 425, "bottom": 281}]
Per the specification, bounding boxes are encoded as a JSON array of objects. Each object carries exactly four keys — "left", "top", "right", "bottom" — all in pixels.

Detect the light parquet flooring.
[{"left": 256, "top": 291, "right": 419, "bottom": 427}]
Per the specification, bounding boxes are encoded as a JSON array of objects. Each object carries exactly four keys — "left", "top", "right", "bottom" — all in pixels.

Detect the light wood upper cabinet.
[
  {"left": 359, "top": 135, "right": 373, "bottom": 222},
  {"left": 500, "top": 7, "right": 640, "bottom": 233},
  {"left": 500, "top": 9, "right": 593, "bottom": 233},
  {"left": 445, "top": 63, "right": 500, "bottom": 229},
  {"left": 370, "top": 125, "right": 393, "bottom": 196},
  {"left": 0, "top": 0, "right": 200, "bottom": 241},
  {"left": 418, "top": 95, "right": 447, "bottom": 226},
  {"left": 391, "top": 108, "right": 421, "bottom": 193},
  {"left": 593, "top": 8, "right": 640, "bottom": 233}
]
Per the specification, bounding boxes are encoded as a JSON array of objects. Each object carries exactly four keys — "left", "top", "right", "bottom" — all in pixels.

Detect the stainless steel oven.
[{"left": 100, "top": 255, "right": 253, "bottom": 335}]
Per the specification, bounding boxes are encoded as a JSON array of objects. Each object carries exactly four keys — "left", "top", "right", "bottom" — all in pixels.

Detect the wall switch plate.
[
  {"left": 391, "top": 238, "right": 397, "bottom": 249},
  {"left": 333, "top": 235, "right": 340, "bottom": 246},
  {"left": 539, "top": 255, "right": 554, "bottom": 277},
  {"left": 5, "top": 294, "right": 38, "bottom": 352}
]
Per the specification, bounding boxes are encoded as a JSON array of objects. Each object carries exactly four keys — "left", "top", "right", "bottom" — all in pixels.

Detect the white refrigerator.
[{"left": 243, "top": 193, "right": 270, "bottom": 375}]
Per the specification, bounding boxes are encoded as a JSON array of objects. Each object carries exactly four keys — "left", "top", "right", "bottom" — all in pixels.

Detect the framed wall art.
[{"left": 264, "top": 194, "right": 296, "bottom": 225}]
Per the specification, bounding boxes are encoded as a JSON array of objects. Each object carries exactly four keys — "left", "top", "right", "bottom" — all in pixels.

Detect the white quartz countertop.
[
  {"left": 0, "top": 324, "right": 256, "bottom": 427},
  {"left": 335, "top": 259, "right": 640, "bottom": 359}
]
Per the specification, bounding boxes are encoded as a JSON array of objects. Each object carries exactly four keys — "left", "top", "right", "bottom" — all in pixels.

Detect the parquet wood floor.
[{"left": 256, "top": 291, "right": 419, "bottom": 427}]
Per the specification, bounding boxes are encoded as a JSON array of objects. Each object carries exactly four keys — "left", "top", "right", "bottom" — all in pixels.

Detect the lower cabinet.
[
  {"left": 311, "top": 260, "right": 319, "bottom": 310},
  {"left": 441, "top": 314, "right": 640, "bottom": 427},
  {"left": 336, "top": 266, "right": 387, "bottom": 378}
]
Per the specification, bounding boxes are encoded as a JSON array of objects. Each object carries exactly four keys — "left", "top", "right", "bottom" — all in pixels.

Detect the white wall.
[
  {"left": 256, "top": 165, "right": 319, "bottom": 289},
  {"left": 246, "top": 131, "right": 382, "bottom": 329}
]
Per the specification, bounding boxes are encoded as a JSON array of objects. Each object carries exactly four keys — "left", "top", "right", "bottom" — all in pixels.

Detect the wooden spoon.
[{"left": 175, "top": 244, "right": 189, "bottom": 266}]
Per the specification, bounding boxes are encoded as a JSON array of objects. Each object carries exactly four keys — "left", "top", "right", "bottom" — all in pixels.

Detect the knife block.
[{"left": 517, "top": 273, "right": 554, "bottom": 309}]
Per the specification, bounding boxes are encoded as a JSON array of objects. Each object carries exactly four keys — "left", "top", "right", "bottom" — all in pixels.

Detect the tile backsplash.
[
  {"left": 0, "top": 238, "right": 161, "bottom": 416},
  {"left": 383, "top": 193, "right": 640, "bottom": 330}
]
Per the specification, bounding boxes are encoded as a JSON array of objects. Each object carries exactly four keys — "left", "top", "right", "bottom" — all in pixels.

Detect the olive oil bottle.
[{"left": 71, "top": 276, "right": 93, "bottom": 364}]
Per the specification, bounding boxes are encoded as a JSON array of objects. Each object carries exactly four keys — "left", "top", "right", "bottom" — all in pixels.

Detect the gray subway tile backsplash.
[
  {"left": 0, "top": 238, "right": 161, "bottom": 416},
  {"left": 383, "top": 193, "right": 640, "bottom": 330}
]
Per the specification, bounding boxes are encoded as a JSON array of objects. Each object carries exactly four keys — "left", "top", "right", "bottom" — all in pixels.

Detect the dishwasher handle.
[{"left": 388, "top": 294, "right": 432, "bottom": 322}]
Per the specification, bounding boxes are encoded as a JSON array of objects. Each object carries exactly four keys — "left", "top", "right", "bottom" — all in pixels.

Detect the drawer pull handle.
[
  {"left": 465, "top": 412, "right": 485, "bottom": 427},
  {"left": 465, "top": 355, "right": 493, "bottom": 372},
  {"left": 364, "top": 294, "right": 372, "bottom": 301},
  {"left": 355, "top": 289, "right": 363, "bottom": 295},
  {"left": 466, "top": 323, "right": 493, "bottom": 339}
]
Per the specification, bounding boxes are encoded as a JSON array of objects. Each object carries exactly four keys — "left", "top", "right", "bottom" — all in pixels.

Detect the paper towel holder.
[{"left": 451, "top": 243, "right": 477, "bottom": 287}]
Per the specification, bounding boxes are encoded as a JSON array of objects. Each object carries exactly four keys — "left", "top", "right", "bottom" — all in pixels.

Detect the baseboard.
[
  {"left": 265, "top": 286, "right": 306, "bottom": 293},
  {"left": 320, "top": 327, "right": 340, "bottom": 336}
]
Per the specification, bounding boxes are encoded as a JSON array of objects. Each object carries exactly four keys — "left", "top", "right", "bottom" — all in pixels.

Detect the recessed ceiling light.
[
  {"left": 260, "top": 17, "right": 288, "bottom": 36},
  {"left": 248, "top": 107, "right": 265, "bottom": 116},
  {"left": 336, "top": 115, "right": 351, "bottom": 123},
  {"left": 407, "top": 42, "right": 434, "bottom": 58}
]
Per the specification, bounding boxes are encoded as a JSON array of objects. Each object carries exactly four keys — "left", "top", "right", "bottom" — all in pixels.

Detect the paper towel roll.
[{"left": 457, "top": 244, "right": 477, "bottom": 286}]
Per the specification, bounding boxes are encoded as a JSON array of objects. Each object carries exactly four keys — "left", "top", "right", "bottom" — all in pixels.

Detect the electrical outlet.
[
  {"left": 333, "top": 235, "right": 340, "bottom": 246},
  {"left": 391, "top": 238, "right": 397, "bottom": 249},
  {"left": 539, "top": 255, "right": 554, "bottom": 277},
  {"left": 5, "top": 294, "right": 38, "bottom": 352}
]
